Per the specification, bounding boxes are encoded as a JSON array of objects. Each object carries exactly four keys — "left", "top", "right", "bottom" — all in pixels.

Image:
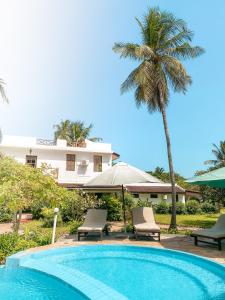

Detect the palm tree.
[
  {"left": 54, "top": 120, "right": 102, "bottom": 146},
  {"left": 53, "top": 119, "right": 71, "bottom": 141},
  {"left": 70, "top": 121, "right": 102, "bottom": 146},
  {"left": 0, "top": 78, "right": 8, "bottom": 102},
  {"left": 205, "top": 141, "right": 225, "bottom": 167},
  {"left": 113, "top": 7, "right": 204, "bottom": 229}
]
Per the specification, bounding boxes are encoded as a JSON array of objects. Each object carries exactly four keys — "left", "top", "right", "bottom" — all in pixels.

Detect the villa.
[
  {"left": 0, "top": 134, "right": 119, "bottom": 187},
  {"left": 0, "top": 134, "right": 198, "bottom": 203}
]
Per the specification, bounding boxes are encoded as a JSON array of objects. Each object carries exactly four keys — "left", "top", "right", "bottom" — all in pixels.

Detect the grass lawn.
[
  {"left": 155, "top": 213, "right": 221, "bottom": 228},
  {"left": 21, "top": 220, "right": 70, "bottom": 239}
]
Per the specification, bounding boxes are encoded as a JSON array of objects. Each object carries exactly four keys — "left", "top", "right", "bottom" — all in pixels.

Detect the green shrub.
[
  {"left": 14, "top": 239, "right": 38, "bottom": 252},
  {"left": 0, "top": 233, "right": 38, "bottom": 264},
  {"left": 136, "top": 199, "right": 152, "bottom": 207},
  {"left": 41, "top": 207, "right": 62, "bottom": 228},
  {"left": 69, "top": 220, "right": 82, "bottom": 234},
  {"left": 61, "top": 191, "right": 99, "bottom": 222},
  {"left": 121, "top": 222, "right": 134, "bottom": 233},
  {"left": 25, "top": 228, "right": 52, "bottom": 246},
  {"left": 0, "top": 205, "right": 12, "bottom": 222},
  {"left": 169, "top": 202, "right": 186, "bottom": 215},
  {"left": 200, "top": 201, "right": 216, "bottom": 214},
  {"left": 100, "top": 194, "right": 122, "bottom": 221},
  {"left": 0, "top": 233, "right": 19, "bottom": 258},
  {"left": 154, "top": 201, "right": 169, "bottom": 214},
  {"left": 186, "top": 200, "right": 201, "bottom": 215}
]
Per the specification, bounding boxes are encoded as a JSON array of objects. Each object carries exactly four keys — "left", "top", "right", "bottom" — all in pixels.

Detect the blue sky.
[{"left": 0, "top": 0, "right": 224, "bottom": 177}]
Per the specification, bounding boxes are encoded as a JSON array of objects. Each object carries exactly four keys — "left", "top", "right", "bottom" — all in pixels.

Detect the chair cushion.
[{"left": 134, "top": 222, "right": 160, "bottom": 233}]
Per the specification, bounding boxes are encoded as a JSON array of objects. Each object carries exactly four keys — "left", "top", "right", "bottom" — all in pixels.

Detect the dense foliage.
[
  {"left": 0, "top": 156, "right": 67, "bottom": 231},
  {"left": 154, "top": 200, "right": 215, "bottom": 215}
]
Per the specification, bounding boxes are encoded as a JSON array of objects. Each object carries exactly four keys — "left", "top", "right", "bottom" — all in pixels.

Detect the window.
[
  {"left": 26, "top": 155, "right": 37, "bottom": 168},
  {"left": 66, "top": 154, "right": 75, "bottom": 171},
  {"left": 132, "top": 193, "right": 139, "bottom": 199},
  {"left": 150, "top": 194, "right": 158, "bottom": 199},
  {"left": 176, "top": 194, "right": 179, "bottom": 202},
  {"left": 94, "top": 155, "right": 102, "bottom": 172}
]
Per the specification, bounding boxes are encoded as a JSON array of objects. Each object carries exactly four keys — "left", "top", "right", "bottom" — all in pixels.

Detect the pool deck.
[{"left": 23, "top": 233, "right": 225, "bottom": 265}]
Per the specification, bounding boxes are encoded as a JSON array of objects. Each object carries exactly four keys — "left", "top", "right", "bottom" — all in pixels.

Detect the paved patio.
[
  {"left": 2, "top": 220, "right": 225, "bottom": 264},
  {"left": 30, "top": 232, "right": 225, "bottom": 265}
]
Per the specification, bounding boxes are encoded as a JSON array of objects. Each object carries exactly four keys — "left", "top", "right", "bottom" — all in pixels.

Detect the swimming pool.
[
  {"left": 5, "top": 245, "right": 225, "bottom": 299},
  {"left": 0, "top": 266, "right": 87, "bottom": 300}
]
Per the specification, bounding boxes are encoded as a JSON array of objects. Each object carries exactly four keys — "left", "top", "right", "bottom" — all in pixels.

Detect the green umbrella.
[{"left": 187, "top": 167, "right": 225, "bottom": 188}]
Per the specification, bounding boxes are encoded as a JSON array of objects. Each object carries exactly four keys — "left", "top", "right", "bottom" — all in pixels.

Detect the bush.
[
  {"left": 61, "top": 191, "right": 99, "bottom": 222},
  {"left": 0, "top": 233, "right": 38, "bottom": 264},
  {"left": 0, "top": 233, "right": 19, "bottom": 258},
  {"left": 0, "top": 205, "right": 12, "bottom": 222},
  {"left": 186, "top": 200, "right": 201, "bottom": 215},
  {"left": 200, "top": 201, "right": 216, "bottom": 214},
  {"left": 136, "top": 199, "right": 152, "bottom": 208},
  {"left": 69, "top": 220, "right": 82, "bottom": 234},
  {"left": 169, "top": 202, "right": 186, "bottom": 215},
  {"left": 100, "top": 194, "right": 122, "bottom": 221},
  {"left": 41, "top": 207, "right": 62, "bottom": 228},
  {"left": 24, "top": 228, "right": 52, "bottom": 246},
  {"left": 154, "top": 201, "right": 169, "bottom": 214},
  {"left": 121, "top": 222, "right": 134, "bottom": 233}
]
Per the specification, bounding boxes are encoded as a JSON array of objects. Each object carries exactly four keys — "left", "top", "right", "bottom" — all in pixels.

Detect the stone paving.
[
  {"left": 26, "top": 233, "right": 225, "bottom": 265},
  {"left": 2, "top": 220, "right": 225, "bottom": 264}
]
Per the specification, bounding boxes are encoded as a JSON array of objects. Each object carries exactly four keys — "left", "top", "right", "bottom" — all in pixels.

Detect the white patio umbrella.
[{"left": 83, "top": 162, "right": 162, "bottom": 227}]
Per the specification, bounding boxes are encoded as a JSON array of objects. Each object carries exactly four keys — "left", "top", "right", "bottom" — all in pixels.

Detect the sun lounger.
[
  {"left": 191, "top": 214, "right": 225, "bottom": 250},
  {"left": 132, "top": 207, "right": 160, "bottom": 241},
  {"left": 77, "top": 209, "right": 107, "bottom": 241}
]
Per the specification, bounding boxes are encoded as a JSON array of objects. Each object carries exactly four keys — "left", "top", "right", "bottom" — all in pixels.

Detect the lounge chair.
[
  {"left": 191, "top": 214, "right": 225, "bottom": 250},
  {"left": 132, "top": 207, "right": 160, "bottom": 241},
  {"left": 77, "top": 209, "right": 107, "bottom": 241}
]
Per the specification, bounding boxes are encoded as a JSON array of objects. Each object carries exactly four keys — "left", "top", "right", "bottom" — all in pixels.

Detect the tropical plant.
[
  {"left": 53, "top": 120, "right": 102, "bottom": 146},
  {"left": 53, "top": 119, "right": 71, "bottom": 141},
  {"left": 149, "top": 166, "right": 198, "bottom": 190},
  {"left": 204, "top": 141, "right": 225, "bottom": 167},
  {"left": 113, "top": 7, "right": 204, "bottom": 228}
]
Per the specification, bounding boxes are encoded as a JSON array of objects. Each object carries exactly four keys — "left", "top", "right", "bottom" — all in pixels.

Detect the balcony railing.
[{"left": 36, "top": 139, "right": 56, "bottom": 146}]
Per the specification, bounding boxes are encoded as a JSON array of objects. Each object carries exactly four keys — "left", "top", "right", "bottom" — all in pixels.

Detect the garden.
[{"left": 0, "top": 156, "right": 222, "bottom": 264}]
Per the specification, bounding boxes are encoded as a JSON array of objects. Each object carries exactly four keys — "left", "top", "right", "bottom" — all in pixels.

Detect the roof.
[
  {"left": 84, "top": 162, "right": 162, "bottom": 186},
  {"left": 126, "top": 183, "right": 185, "bottom": 194}
]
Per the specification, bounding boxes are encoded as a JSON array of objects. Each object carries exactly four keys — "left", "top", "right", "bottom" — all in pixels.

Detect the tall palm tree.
[
  {"left": 113, "top": 8, "right": 204, "bottom": 229},
  {"left": 54, "top": 120, "right": 102, "bottom": 146},
  {"left": 205, "top": 141, "right": 225, "bottom": 167},
  {"left": 0, "top": 79, "right": 8, "bottom": 102}
]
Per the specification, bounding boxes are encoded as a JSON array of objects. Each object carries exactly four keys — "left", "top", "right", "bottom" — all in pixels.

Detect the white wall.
[
  {"left": 0, "top": 146, "right": 112, "bottom": 184},
  {"left": 138, "top": 193, "right": 186, "bottom": 204}
]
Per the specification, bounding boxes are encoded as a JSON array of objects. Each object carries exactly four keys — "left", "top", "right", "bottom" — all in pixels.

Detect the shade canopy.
[
  {"left": 83, "top": 161, "right": 162, "bottom": 188},
  {"left": 187, "top": 167, "right": 225, "bottom": 188},
  {"left": 83, "top": 162, "right": 162, "bottom": 230}
]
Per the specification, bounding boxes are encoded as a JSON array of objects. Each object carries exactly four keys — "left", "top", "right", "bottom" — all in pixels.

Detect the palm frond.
[
  {"left": 165, "top": 44, "right": 205, "bottom": 60},
  {"left": 0, "top": 79, "right": 8, "bottom": 103}
]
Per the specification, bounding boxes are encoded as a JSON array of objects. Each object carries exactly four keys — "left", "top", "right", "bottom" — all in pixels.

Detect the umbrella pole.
[{"left": 122, "top": 185, "right": 126, "bottom": 232}]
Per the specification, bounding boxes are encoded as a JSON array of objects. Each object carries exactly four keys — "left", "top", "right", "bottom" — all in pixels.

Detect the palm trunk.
[{"left": 159, "top": 93, "right": 177, "bottom": 229}]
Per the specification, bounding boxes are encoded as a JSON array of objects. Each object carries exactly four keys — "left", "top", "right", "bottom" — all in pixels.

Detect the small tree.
[{"left": 0, "top": 156, "right": 66, "bottom": 232}]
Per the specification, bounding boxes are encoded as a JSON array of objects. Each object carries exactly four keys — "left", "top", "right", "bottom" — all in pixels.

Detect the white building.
[{"left": 0, "top": 135, "right": 119, "bottom": 187}]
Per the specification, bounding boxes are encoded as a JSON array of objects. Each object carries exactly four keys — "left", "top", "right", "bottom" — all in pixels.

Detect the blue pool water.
[
  {"left": 4, "top": 245, "right": 225, "bottom": 300},
  {"left": 0, "top": 267, "right": 87, "bottom": 300}
]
